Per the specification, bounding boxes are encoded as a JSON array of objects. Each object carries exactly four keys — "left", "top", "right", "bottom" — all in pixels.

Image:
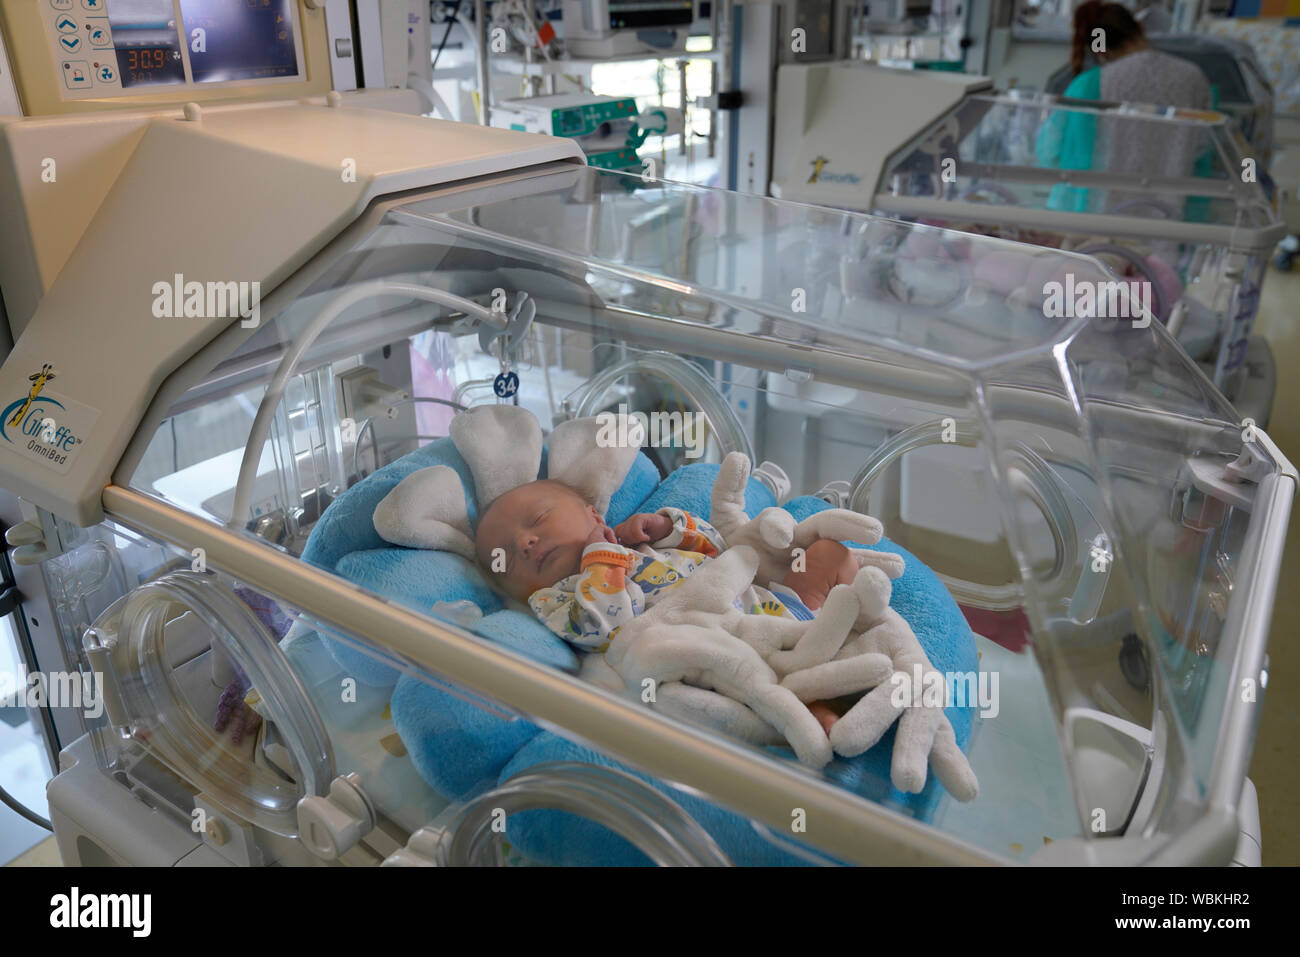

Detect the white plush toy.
[
  {"left": 372, "top": 406, "right": 977, "bottom": 797},
  {"left": 708, "top": 452, "right": 979, "bottom": 801},
  {"left": 375, "top": 406, "right": 881, "bottom": 765},
  {"left": 603, "top": 544, "right": 839, "bottom": 767}
]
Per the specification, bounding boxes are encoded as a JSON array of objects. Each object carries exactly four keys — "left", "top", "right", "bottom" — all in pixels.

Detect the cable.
[
  {"left": 0, "top": 780, "right": 51, "bottom": 831},
  {"left": 431, "top": 0, "right": 464, "bottom": 74},
  {"left": 350, "top": 396, "right": 467, "bottom": 479},
  {"left": 229, "top": 282, "right": 503, "bottom": 529}
]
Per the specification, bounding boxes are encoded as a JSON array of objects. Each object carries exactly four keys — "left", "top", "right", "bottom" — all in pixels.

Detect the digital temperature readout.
[
  {"left": 49, "top": 0, "right": 302, "bottom": 97},
  {"left": 116, "top": 45, "right": 186, "bottom": 88}
]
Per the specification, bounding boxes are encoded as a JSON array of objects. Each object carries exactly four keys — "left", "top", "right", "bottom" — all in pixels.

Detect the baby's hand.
[
  {"left": 615, "top": 512, "right": 673, "bottom": 546},
  {"left": 585, "top": 523, "right": 618, "bottom": 549}
]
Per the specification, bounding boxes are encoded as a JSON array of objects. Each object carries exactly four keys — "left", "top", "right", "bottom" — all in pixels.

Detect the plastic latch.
[
  {"left": 814, "top": 480, "right": 851, "bottom": 509},
  {"left": 477, "top": 292, "right": 536, "bottom": 359},
  {"left": 1186, "top": 457, "right": 1256, "bottom": 512},
  {"left": 752, "top": 461, "right": 792, "bottom": 504},
  {"left": 5, "top": 515, "right": 57, "bottom": 565},
  {"left": 1226, "top": 445, "right": 1275, "bottom": 485},
  {"left": 380, "top": 826, "right": 442, "bottom": 867},
  {"left": 296, "top": 772, "right": 376, "bottom": 860},
  {"left": 83, "top": 628, "right": 129, "bottom": 730}
]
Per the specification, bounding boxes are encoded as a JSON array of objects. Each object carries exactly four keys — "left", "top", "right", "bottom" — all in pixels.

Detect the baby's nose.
[{"left": 518, "top": 530, "right": 539, "bottom": 554}]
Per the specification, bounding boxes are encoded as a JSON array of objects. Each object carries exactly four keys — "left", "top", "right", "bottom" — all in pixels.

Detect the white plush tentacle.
[
  {"left": 849, "top": 549, "right": 907, "bottom": 580},
  {"left": 780, "top": 653, "right": 895, "bottom": 702},
  {"left": 654, "top": 682, "right": 784, "bottom": 746},
  {"left": 708, "top": 451, "right": 753, "bottom": 543},
  {"left": 604, "top": 543, "right": 835, "bottom": 768},
  {"left": 790, "top": 509, "right": 884, "bottom": 549}
]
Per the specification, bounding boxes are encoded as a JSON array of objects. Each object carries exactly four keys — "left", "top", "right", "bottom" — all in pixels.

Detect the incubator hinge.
[
  {"left": 296, "top": 772, "right": 376, "bottom": 861},
  {"left": 1183, "top": 441, "right": 1277, "bottom": 515},
  {"left": 380, "top": 826, "right": 442, "bottom": 867},
  {"left": 814, "top": 480, "right": 851, "bottom": 509},
  {"left": 475, "top": 291, "right": 536, "bottom": 361},
  {"left": 3, "top": 505, "right": 64, "bottom": 565},
  {"left": 752, "top": 461, "right": 792, "bottom": 504}
]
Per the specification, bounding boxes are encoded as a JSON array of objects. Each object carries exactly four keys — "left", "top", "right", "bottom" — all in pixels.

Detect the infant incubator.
[
  {"left": 770, "top": 64, "right": 1287, "bottom": 428},
  {"left": 2, "top": 135, "right": 1291, "bottom": 864},
  {"left": 0, "top": 2, "right": 1291, "bottom": 862}
]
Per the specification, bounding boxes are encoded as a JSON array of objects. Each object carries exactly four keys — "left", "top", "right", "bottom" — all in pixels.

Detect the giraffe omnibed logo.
[
  {"left": 807, "top": 156, "right": 862, "bottom": 185},
  {"left": 0, "top": 364, "right": 84, "bottom": 468}
]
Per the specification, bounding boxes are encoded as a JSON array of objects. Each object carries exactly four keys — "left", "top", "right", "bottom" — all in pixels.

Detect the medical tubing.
[
  {"left": 230, "top": 282, "right": 503, "bottom": 530},
  {"left": 0, "top": 781, "right": 51, "bottom": 831},
  {"left": 351, "top": 396, "right": 467, "bottom": 478},
  {"left": 405, "top": 73, "right": 454, "bottom": 120},
  {"left": 569, "top": 351, "right": 755, "bottom": 465},
  {"left": 434, "top": 762, "right": 732, "bottom": 866}
]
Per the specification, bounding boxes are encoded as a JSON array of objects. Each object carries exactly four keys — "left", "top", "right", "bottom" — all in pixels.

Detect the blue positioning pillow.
[{"left": 300, "top": 455, "right": 979, "bottom": 864}]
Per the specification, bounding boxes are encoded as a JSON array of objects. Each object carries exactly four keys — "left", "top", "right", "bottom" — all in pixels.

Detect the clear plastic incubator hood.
[
  {"left": 1, "top": 150, "right": 1292, "bottom": 866},
  {"left": 771, "top": 66, "right": 1286, "bottom": 425},
  {"left": 872, "top": 90, "right": 1285, "bottom": 420}
]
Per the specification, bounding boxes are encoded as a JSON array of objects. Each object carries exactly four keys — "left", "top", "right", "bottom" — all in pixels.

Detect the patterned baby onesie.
[{"left": 528, "top": 508, "right": 813, "bottom": 652}]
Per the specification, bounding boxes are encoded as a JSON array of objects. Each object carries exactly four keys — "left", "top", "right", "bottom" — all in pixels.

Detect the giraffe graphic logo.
[{"left": 7, "top": 364, "right": 56, "bottom": 428}]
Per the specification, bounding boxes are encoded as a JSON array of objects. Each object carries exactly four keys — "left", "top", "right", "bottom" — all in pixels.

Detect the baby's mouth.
[{"left": 536, "top": 545, "right": 555, "bottom": 572}]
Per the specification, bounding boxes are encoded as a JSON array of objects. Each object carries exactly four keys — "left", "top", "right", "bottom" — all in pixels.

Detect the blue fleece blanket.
[{"left": 298, "top": 437, "right": 978, "bottom": 865}]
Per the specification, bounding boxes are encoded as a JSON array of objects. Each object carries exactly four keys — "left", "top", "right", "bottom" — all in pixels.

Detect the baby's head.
[{"left": 474, "top": 479, "right": 610, "bottom": 602}]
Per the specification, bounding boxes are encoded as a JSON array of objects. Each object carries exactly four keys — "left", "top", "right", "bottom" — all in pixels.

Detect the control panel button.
[
  {"left": 81, "top": 0, "right": 105, "bottom": 10},
  {"left": 50, "top": 0, "right": 73, "bottom": 10},
  {"left": 87, "top": 22, "right": 111, "bottom": 47},
  {"left": 54, "top": 15, "right": 78, "bottom": 33},
  {"left": 96, "top": 62, "right": 116, "bottom": 83},
  {"left": 61, "top": 60, "right": 91, "bottom": 90},
  {"left": 58, "top": 34, "right": 83, "bottom": 53}
]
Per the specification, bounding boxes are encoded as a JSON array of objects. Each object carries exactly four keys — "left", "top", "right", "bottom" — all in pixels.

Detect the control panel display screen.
[
  {"left": 179, "top": 0, "right": 300, "bottom": 83},
  {"left": 43, "top": 0, "right": 304, "bottom": 99},
  {"left": 108, "top": 0, "right": 186, "bottom": 88}
]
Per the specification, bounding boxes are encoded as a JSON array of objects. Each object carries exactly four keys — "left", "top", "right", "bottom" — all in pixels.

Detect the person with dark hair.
[
  {"left": 1037, "top": 1, "right": 1211, "bottom": 213},
  {"left": 1069, "top": 0, "right": 1147, "bottom": 76}
]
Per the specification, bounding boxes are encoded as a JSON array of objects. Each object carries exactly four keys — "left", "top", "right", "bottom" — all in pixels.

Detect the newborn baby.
[{"left": 473, "top": 478, "right": 860, "bottom": 731}]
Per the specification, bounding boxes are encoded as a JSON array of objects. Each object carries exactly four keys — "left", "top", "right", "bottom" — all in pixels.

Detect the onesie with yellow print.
[{"left": 528, "top": 507, "right": 814, "bottom": 653}]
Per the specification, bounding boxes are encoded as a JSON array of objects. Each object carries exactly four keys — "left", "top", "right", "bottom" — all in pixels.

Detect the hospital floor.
[{"left": 3, "top": 267, "right": 1300, "bottom": 868}]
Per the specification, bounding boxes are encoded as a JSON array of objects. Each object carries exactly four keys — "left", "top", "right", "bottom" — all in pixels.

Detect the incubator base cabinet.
[{"left": 0, "top": 95, "right": 1293, "bottom": 866}]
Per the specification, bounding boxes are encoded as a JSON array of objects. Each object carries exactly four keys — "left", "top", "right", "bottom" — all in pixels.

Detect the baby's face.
[{"left": 474, "top": 480, "right": 604, "bottom": 602}]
